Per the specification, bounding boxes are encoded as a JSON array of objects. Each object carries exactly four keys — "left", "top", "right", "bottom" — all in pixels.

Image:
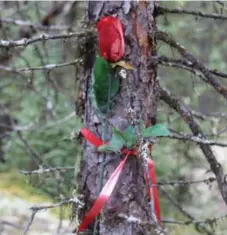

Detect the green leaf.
[
  {"left": 122, "top": 125, "right": 137, "bottom": 148},
  {"left": 98, "top": 144, "right": 118, "bottom": 152},
  {"left": 140, "top": 121, "right": 146, "bottom": 132},
  {"left": 93, "top": 56, "right": 119, "bottom": 113},
  {"left": 98, "top": 127, "right": 126, "bottom": 153},
  {"left": 98, "top": 136, "right": 123, "bottom": 152},
  {"left": 112, "top": 127, "right": 125, "bottom": 140},
  {"left": 142, "top": 124, "right": 169, "bottom": 138}
]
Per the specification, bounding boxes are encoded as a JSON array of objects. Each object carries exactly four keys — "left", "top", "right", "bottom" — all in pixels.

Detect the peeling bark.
[{"left": 77, "top": 1, "right": 161, "bottom": 234}]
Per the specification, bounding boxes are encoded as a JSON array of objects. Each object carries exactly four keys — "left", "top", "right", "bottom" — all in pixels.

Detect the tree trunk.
[{"left": 78, "top": 1, "right": 160, "bottom": 234}]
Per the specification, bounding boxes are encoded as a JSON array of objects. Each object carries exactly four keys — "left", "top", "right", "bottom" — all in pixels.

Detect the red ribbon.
[
  {"left": 77, "top": 128, "right": 161, "bottom": 233},
  {"left": 80, "top": 128, "right": 105, "bottom": 147},
  {"left": 148, "top": 159, "right": 161, "bottom": 221}
]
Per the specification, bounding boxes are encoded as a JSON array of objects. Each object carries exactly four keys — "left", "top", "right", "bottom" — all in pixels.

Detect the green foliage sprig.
[{"left": 98, "top": 123, "right": 169, "bottom": 153}]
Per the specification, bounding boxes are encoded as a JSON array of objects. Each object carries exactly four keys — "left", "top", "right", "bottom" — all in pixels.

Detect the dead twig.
[
  {"left": 156, "top": 6, "right": 227, "bottom": 20},
  {"left": 156, "top": 31, "right": 227, "bottom": 100},
  {"left": 159, "top": 84, "right": 227, "bottom": 207},
  {"left": 0, "top": 30, "right": 94, "bottom": 48}
]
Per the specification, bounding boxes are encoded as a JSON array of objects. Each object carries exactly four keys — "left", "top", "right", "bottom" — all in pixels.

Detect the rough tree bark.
[{"left": 77, "top": 1, "right": 160, "bottom": 235}]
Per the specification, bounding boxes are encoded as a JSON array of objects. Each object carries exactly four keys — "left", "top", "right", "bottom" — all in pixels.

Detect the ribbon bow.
[{"left": 77, "top": 128, "right": 161, "bottom": 233}]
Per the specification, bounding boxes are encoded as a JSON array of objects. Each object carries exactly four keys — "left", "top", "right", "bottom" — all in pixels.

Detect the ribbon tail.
[
  {"left": 77, "top": 154, "right": 129, "bottom": 233},
  {"left": 148, "top": 159, "right": 161, "bottom": 222},
  {"left": 80, "top": 128, "right": 105, "bottom": 147}
]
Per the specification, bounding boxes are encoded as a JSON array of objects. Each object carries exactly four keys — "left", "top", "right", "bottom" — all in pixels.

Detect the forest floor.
[
  {"left": 0, "top": 171, "right": 75, "bottom": 235},
  {"left": 0, "top": 190, "right": 75, "bottom": 235}
]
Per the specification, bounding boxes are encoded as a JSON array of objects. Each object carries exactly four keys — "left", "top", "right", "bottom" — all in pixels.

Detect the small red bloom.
[{"left": 97, "top": 16, "right": 125, "bottom": 62}]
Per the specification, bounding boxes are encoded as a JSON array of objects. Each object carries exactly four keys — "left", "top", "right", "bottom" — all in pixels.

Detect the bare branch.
[
  {"left": 160, "top": 132, "right": 227, "bottom": 147},
  {"left": 159, "top": 84, "right": 227, "bottom": 206},
  {"left": 156, "top": 6, "right": 227, "bottom": 20},
  {"left": 156, "top": 31, "right": 227, "bottom": 99},
  {"left": 20, "top": 166, "right": 75, "bottom": 175},
  {"left": 0, "top": 220, "right": 23, "bottom": 229},
  {"left": 118, "top": 213, "right": 227, "bottom": 229},
  {"left": 191, "top": 110, "right": 227, "bottom": 120},
  {"left": 0, "top": 59, "right": 82, "bottom": 73},
  {"left": 153, "top": 55, "right": 227, "bottom": 80},
  {"left": 152, "top": 56, "right": 207, "bottom": 83},
  {"left": 0, "top": 30, "right": 94, "bottom": 48},
  {"left": 23, "top": 210, "right": 37, "bottom": 235},
  {"left": 162, "top": 215, "right": 227, "bottom": 226},
  {"left": 0, "top": 18, "right": 75, "bottom": 31},
  {"left": 0, "top": 112, "right": 76, "bottom": 137},
  {"left": 23, "top": 197, "right": 83, "bottom": 235},
  {"left": 216, "top": 1, "right": 225, "bottom": 7},
  {"left": 17, "top": 130, "right": 43, "bottom": 165},
  {"left": 210, "top": 69, "right": 227, "bottom": 79},
  {"left": 118, "top": 211, "right": 227, "bottom": 234},
  {"left": 30, "top": 197, "right": 84, "bottom": 211},
  {"left": 160, "top": 187, "right": 214, "bottom": 235},
  {"left": 156, "top": 177, "right": 216, "bottom": 187}
]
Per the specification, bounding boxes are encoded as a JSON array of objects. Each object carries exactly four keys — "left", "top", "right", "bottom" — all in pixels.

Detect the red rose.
[{"left": 97, "top": 16, "right": 125, "bottom": 62}]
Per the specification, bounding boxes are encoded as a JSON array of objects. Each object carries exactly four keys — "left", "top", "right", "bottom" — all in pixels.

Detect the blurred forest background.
[{"left": 0, "top": 1, "right": 227, "bottom": 235}]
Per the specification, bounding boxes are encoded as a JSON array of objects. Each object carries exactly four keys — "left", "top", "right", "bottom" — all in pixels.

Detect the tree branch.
[
  {"left": 160, "top": 133, "right": 227, "bottom": 147},
  {"left": 118, "top": 213, "right": 227, "bottom": 230},
  {"left": 16, "top": 130, "right": 43, "bottom": 165},
  {"left": 156, "top": 177, "right": 216, "bottom": 187},
  {"left": 160, "top": 187, "right": 215, "bottom": 235},
  {"left": 30, "top": 197, "right": 84, "bottom": 211},
  {"left": 162, "top": 214, "right": 227, "bottom": 226},
  {"left": 20, "top": 166, "right": 75, "bottom": 175},
  {"left": 0, "top": 59, "right": 82, "bottom": 73},
  {"left": 152, "top": 55, "right": 227, "bottom": 80},
  {"left": 190, "top": 110, "right": 227, "bottom": 120},
  {"left": 23, "top": 197, "right": 84, "bottom": 235},
  {"left": 0, "top": 18, "right": 75, "bottom": 31},
  {"left": 152, "top": 56, "right": 207, "bottom": 83},
  {"left": 0, "top": 220, "right": 22, "bottom": 229},
  {"left": 23, "top": 210, "right": 37, "bottom": 235},
  {"left": 0, "top": 30, "right": 93, "bottom": 48},
  {"left": 0, "top": 112, "right": 76, "bottom": 137},
  {"left": 159, "top": 84, "right": 227, "bottom": 206},
  {"left": 156, "top": 31, "right": 227, "bottom": 99},
  {"left": 156, "top": 6, "right": 227, "bottom": 20}
]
